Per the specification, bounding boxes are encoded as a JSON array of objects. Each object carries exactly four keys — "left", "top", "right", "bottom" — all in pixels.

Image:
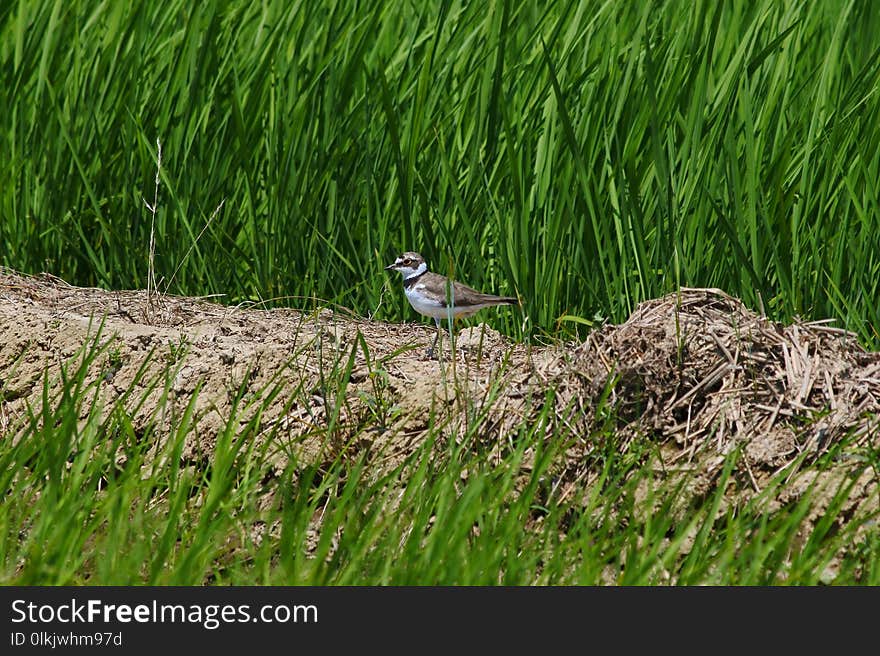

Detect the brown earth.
[{"left": 1, "top": 268, "right": 878, "bottom": 559}]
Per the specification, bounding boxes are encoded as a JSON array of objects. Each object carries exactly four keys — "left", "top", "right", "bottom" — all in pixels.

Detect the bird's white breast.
[{"left": 405, "top": 284, "right": 449, "bottom": 319}]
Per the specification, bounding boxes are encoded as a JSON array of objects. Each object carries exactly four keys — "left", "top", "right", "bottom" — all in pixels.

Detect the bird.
[{"left": 384, "top": 251, "right": 519, "bottom": 358}]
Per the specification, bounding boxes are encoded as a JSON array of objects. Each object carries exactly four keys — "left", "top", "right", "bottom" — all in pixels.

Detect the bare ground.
[{"left": 1, "top": 268, "right": 878, "bottom": 555}]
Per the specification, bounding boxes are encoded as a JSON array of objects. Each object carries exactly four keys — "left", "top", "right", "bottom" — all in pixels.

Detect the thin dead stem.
[{"left": 143, "top": 138, "right": 162, "bottom": 317}]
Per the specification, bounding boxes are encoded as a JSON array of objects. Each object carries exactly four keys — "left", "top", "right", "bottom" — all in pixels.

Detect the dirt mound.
[
  {"left": 538, "top": 289, "right": 879, "bottom": 519},
  {"left": 1, "top": 270, "right": 877, "bottom": 540}
]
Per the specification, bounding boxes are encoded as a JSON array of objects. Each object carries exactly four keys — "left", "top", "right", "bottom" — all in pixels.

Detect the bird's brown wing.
[{"left": 449, "top": 279, "right": 516, "bottom": 307}]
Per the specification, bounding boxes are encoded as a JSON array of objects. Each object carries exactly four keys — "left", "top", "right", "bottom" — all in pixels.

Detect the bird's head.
[{"left": 385, "top": 252, "right": 427, "bottom": 279}]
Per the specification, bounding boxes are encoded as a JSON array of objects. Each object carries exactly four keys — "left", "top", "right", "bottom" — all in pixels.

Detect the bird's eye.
[{"left": 402, "top": 259, "right": 411, "bottom": 265}]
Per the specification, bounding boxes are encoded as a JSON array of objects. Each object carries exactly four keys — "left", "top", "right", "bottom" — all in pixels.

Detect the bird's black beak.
[{"left": 384, "top": 262, "right": 397, "bottom": 270}]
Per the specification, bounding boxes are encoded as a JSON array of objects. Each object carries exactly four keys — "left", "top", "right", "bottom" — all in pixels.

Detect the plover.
[{"left": 385, "top": 251, "right": 519, "bottom": 358}]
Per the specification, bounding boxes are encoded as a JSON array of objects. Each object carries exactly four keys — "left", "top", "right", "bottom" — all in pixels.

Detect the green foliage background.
[{"left": 3, "top": 1, "right": 880, "bottom": 340}]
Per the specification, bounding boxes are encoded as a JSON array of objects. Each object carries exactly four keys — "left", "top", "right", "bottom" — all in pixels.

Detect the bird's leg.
[{"left": 426, "top": 318, "right": 441, "bottom": 359}]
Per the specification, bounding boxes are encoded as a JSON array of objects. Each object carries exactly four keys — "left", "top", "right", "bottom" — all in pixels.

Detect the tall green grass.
[
  {"left": 2, "top": 1, "right": 880, "bottom": 342},
  {"left": 2, "top": 324, "right": 876, "bottom": 585}
]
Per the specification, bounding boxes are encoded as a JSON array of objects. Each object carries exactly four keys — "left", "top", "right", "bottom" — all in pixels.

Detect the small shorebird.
[{"left": 384, "top": 251, "right": 519, "bottom": 358}]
